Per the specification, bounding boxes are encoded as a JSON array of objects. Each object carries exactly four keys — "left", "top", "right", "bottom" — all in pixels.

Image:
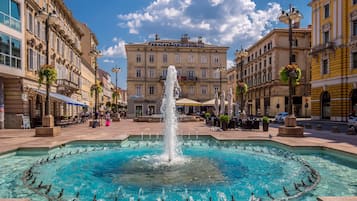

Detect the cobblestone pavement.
[{"left": 0, "top": 119, "right": 356, "bottom": 156}]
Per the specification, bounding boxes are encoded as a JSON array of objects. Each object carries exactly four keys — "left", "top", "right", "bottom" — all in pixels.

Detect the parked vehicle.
[
  {"left": 348, "top": 116, "right": 357, "bottom": 132},
  {"left": 275, "top": 112, "right": 288, "bottom": 123}
]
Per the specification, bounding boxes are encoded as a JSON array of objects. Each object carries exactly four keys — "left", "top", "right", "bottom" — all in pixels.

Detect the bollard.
[
  {"left": 45, "top": 184, "right": 52, "bottom": 194},
  {"left": 266, "top": 190, "right": 274, "bottom": 200},
  {"left": 37, "top": 181, "right": 43, "bottom": 188},
  {"left": 58, "top": 188, "right": 64, "bottom": 198},
  {"left": 283, "top": 186, "right": 290, "bottom": 196}
]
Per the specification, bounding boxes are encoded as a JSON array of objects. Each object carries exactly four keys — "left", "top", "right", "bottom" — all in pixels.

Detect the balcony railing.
[
  {"left": 310, "top": 42, "right": 335, "bottom": 56},
  {"left": 56, "top": 79, "right": 79, "bottom": 95}
]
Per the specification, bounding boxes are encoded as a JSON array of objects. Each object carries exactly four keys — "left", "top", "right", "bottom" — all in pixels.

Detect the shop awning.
[
  {"left": 176, "top": 98, "right": 202, "bottom": 106},
  {"left": 201, "top": 98, "right": 228, "bottom": 106},
  {"left": 33, "top": 88, "right": 87, "bottom": 107}
]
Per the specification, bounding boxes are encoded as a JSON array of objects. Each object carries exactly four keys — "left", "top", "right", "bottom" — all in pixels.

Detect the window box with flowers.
[{"left": 279, "top": 64, "right": 302, "bottom": 85}]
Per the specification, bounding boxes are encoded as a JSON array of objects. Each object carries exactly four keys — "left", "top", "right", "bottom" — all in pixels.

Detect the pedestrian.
[{"left": 105, "top": 111, "right": 110, "bottom": 126}]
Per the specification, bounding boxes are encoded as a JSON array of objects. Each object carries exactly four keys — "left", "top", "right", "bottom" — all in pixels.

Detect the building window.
[
  {"left": 214, "top": 87, "right": 219, "bottom": 94},
  {"left": 292, "top": 54, "right": 296, "bottom": 63},
  {"left": 201, "top": 86, "right": 207, "bottom": 95},
  {"left": 201, "top": 55, "right": 207, "bottom": 63},
  {"left": 188, "top": 54, "right": 194, "bottom": 63},
  {"left": 352, "top": 52, "right": 357, "bottom": 69},
  {"left": 136, "top": 68, "right": 142, "bottom": 77},
  {"left": 162, "top": 69, "right": 167, "bottom": 77},
  {"left": 213, "top": 55, "right": 219, "bottom": 64},
  {"left": 162, "top": 54, "right": 168, "bottom": 63},
  {"left": 148, "top": 68, "right": 155, "bottom": 78},
  {"left": 27, "top": 48, "right": 33, "bottom": 70},
  {"left": 353, "top": 20, "right": 357, "bottom": 36},
  {"left": 201, "top": 68, "right": 207, "bottom": 78},
  {"left": 149, "top": 86, "right": 155, "bottom": 95},
  {"left": 269, "top": 57, "right": 272, "bottom": 65},
  {"left": 322, "top": 59, "right": 329, "bottom": 74},
  {"left": 0, "top": 32, "right": 21, "bottom": 68},
  {"left": 175, "top": 54, "right": 180, "bottom": 63},
  {"left": 0, "top": 0, "right": 21, "bottom": 31},
  {"left": 136, "top": 54, "right": 141, "bottom": 63},
  {"left": 135, "top": 85, "right": 142, "bottom": 96},
  {"left": 292, "top": 39, "right": 298, "bottom": 47},
  {"left": 149, "top": 54, "right": 154, "bottom": 63},
  {"left": 187, "top": 70, "right": 195, "bottom": 79},
  {"left": 324, "top": 4, "right": 330, "bottom": 18},
  {"left": 323, "top": 31, "right": 330, "bottom": 44},
  {"left": 27, "top": 10, "right": 33, "bottom": 32}
]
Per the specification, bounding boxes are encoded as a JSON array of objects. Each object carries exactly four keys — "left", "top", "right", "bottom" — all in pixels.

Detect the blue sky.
[{"left": 64, "top": 0, "right": 311, "bottom": 89}]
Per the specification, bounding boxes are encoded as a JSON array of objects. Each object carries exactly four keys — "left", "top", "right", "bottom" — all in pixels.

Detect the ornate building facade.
[
  {"left": 236, "top": 28, "right": 311, "bottom": 117},
  {"left": 309, "top": 0, "right": 357, "bottom": 121},
  {"left": 125, "top": 34, "right": 228, "bottom": 118}
]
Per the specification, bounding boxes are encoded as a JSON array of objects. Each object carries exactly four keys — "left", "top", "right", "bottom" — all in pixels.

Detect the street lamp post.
[
  {"left": 235, "top": 48, "right": 248, "bottom": 114},
  {"left": 112, "top": 66, "right": 121, "bottom": 115},
  {"left": 36, "top": 7, "right": 58, "bottom": 124},
  {"left": 278, "top": 5, "right": 302, "bottom": 127}
]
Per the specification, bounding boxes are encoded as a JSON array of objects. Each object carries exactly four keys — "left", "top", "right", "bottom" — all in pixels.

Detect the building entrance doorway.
[{"left": 321, "top": 91, "right": 330, "bottom": 120}]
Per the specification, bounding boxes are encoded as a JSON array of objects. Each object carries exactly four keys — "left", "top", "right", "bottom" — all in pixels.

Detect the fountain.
[
  {"left": 160, "top": 65, "right": 181, "bottom": 162},
  {"left": 0, "top": 67, "right": 325, "bottom": 201}
]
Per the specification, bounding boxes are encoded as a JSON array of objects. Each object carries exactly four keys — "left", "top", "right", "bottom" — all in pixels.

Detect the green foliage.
[
  {"left": 205, "top": 112, "right": 211, "bottom": 119},
  {"left": 219, "top": 114, "right": 230, "bottom": 123},
  {"left": 262, "top": 116, "right": 269, "bottom": 123},
  {"left": 38, "top": 64, "right": 57, "bottom": 87},
  {"left": 236, "top": 82, "right": 248, "bottom": 96},
  {"left": 90, "top": 82, "right": 103, "bottom": 97}
]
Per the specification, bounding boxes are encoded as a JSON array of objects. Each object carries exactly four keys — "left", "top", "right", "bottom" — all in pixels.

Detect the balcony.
[
  {"left": 56, "top": 79, "right": 79, "bottom": 95},
  {"left": 310, "top": 42, "right": 336, "bottom": 57},
  {"left": 178, "top": 76, "right": 198, "bottom": 82}
]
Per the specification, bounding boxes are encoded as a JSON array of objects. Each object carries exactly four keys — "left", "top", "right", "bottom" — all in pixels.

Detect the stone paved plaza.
[{"left": 1, "top": 120, "right": 357, "bottom": 201}]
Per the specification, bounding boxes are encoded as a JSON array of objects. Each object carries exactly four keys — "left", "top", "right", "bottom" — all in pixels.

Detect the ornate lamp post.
[
  {"left": 90, "top": 49, "right": 101, "bottom": 119},
  {"left": 112, "top": 66, "right": 121, "bottom": 116},
  {"left": 35, "top": 7, "right": 58, "bottom": 126},
  {"left": 235, "top": 48, "right": 248, "bottom": 114},
  {"left": 278, "top": 5, "right": 305, "bottom": 137},
  {"left": 278, "top": 5, "right": 302, "bottom": 127}
]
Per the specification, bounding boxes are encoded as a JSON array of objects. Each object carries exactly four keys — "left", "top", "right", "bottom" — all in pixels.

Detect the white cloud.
[
  {"left": 103, "top": 59, "right": 115, "bottom": 63},
  {"left": 102, "top": 39, "right": 127, "bottom": 58},
  {"left": 227, "top": 59, "right": 234, "bottom": 69},
  {"left": 117, "top": 0, "right": 281, "bottom": 49}
]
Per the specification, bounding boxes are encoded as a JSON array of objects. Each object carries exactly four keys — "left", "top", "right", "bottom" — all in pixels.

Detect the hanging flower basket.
[
  {"left": 279, "top": 64, "right": 302, "bottom": 85},
  {"left": 236, "top": 82, "right": 248, "bottom": 95},
  {"left": 90, "top": 81, "right": 103, "bottom": 97},
  {"left": 38, "top": 64, "right": 57, "bottom": 87}
]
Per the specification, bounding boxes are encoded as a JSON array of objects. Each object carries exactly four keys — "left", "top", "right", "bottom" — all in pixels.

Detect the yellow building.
[
  {"left": 309, "top": 0, "right": 357, "bottom": 121},
  {"left": 236, "top": 28, "right": 311, "bottom": 117},
  {"left": 125, "top": 34, "right": 228, "bottom": 118}
]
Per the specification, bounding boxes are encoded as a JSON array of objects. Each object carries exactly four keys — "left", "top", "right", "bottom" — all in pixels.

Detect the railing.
[
  {"left": 310, "top": 42, "right": 335, "bottom": 56},
  {"left": 0, "top": 11, "right": 21, "bottom": 31},
  {"left": 56, "top": 79, "right": 79, "bottom": 90}
]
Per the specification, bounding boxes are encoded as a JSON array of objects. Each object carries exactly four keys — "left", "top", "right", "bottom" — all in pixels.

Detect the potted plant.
[
  {"left": 262, "top": 116, "right": 269, "bottom": 131},
  {"left": 219, "top": 114, "right": 230, "bottom": 131}
]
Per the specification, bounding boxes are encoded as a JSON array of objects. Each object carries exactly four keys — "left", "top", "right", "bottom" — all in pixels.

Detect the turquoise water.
[{"left": 0, "top": 138, "right": 356, "bottom": 200}]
